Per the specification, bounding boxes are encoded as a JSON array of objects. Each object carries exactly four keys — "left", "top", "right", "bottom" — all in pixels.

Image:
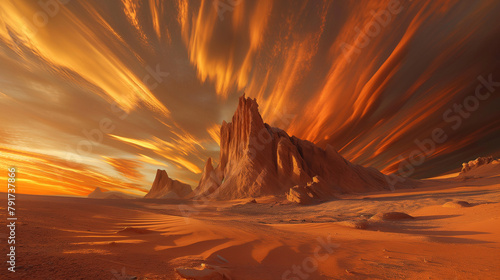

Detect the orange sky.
[{"left": 0, "top": 0, "right": 499, "bottom": 196}]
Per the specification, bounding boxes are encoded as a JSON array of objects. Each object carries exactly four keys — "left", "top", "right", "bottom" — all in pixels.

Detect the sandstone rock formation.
[
  {"left": 286, "top": 176, "right": 336, "bottom": 204},
  {"left": 195, "top": 94, "right": 409, "bottom": 200},
  {"left": 337, "top": 219, "right": 369, "bottom": 229},
  {"left": 286, "top": 185, "right": 314, "bottom": 205},
  {"left": 443, "top": 201, "right": 472, "bottom": 208},
  {"left": 196, "top": 157, "right": 221, "bottom": 196},
  {"left": 460, "top": 156, "right": 495, "bottom": 174},
  {"left": 144, "top": 169, "right": 192, "bottom": 199},
  {"left": 370, "top": 212, "right": 415, "bottom": 221},
  {"left": 175, "top": 263, "right": 231, "bottom": 280}
]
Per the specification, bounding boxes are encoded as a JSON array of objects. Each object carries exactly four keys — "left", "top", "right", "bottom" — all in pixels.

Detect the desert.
[
  {"left": 1, "top": 163, "right": 499, "bottom": 279},
  {"left": 1, "top": 0, "right": 499, "bottom": 279},
  {"left": 1, "top": 96, "right": 499, "bottom": 279}
]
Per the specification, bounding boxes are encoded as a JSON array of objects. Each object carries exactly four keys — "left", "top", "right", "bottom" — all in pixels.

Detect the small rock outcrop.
[
  {"left": 337, "top": 219, "right": 369, "bottom": 229},
  {"left": 286, "top": 176, "right": 337, "bottom": 204},
  {"left": 175, "top": 263, "right": 231, "bottom": 280},
  {"left": 460, "top": 156, "right": 495, "bottom": 174},
  {"left": 443, "top": 201, "right": 472, "bottom": 208},
  {"left": 370, "top": 212, "right": 415, "bottom": 221},
  {"left": 287, "top": 185, "right": 315, "bottom": 205}
]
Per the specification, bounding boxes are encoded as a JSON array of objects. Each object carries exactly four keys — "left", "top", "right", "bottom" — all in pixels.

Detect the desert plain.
[{"left": 1, "top": 161, "right": 499, "bottom": 280}]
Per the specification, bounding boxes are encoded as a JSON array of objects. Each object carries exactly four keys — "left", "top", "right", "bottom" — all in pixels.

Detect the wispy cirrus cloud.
[
  {"left": 103, "top": 156, "right": 144, "bottom": 181},
  {"left": 0, "top": 0, "right": 498, "bottom": 197}
]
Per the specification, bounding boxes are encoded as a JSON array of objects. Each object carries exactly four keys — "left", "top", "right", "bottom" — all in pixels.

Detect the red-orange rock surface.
[
  {"left": 460, "top": 156, "right": 495, "bottom": 174},
  {"left": 196, "top": 95, "right": 409, "bottom": 200},
  {"left": 145, "top": 169, "right": 192, "bottom": 199}
]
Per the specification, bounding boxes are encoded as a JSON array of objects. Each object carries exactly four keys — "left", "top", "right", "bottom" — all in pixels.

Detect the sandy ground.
[{"left": 1, "top": 167, "right": 499, "bottom": 279}]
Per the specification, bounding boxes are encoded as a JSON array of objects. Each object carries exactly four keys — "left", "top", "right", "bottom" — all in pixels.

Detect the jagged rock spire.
[
  {"left": 145, "top": 169, "right": 192, "bottom": 199},
  {"left": 195, "top": 94, "right": 407, "bottom": 200}
]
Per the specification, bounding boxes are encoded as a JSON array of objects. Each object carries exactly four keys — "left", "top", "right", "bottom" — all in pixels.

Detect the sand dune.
[{"left": 1, "top": 167, "right": 499, "bottom": 279}]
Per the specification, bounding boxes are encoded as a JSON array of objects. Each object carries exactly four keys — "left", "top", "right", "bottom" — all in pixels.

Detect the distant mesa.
[
  {"left": 87, "top": 188, "right": 107, "bottom": 198},
  {"left": 144, "top": 169, "right": 193, "bottom": 199},
  {"left": 195, "top": 94, "right": 412, "bottom": 201},
  {"left": 87, "top": 187, "right": 135, "bottom": 199},
  {"left": 87, "top": 187, "right": 105, "bottom": 198}
]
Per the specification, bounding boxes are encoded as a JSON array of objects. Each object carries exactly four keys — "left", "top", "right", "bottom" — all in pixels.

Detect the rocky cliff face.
[
  {"left": 145, "top": 169, "right": 192, "bottom": 199},
  {"left": 196, "top": 95, "right": 407, "bottom": 200},
  {"left": 196, "top": 157, "right": 221, "bottom": 196}
]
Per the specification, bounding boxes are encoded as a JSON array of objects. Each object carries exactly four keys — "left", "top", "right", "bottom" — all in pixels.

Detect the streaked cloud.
[
  {"left": 0, "top": 0, "right": 498, "bottom": 196},
  {"left": 103, "top": 156, "right": 144, "bottom": 181}
]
